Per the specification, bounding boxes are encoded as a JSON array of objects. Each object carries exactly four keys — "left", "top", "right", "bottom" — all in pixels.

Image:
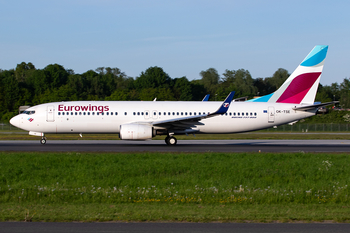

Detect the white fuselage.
[{"left": 10, "top": 101, "right": 315, "bottom": 136}]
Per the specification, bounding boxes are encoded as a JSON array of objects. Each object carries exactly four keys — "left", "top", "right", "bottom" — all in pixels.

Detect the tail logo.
[
  {"left": 248, "top": 45, "right": 328, "bottom": 105},
  {"left": 276, "top": 45, "right": 328, "bottom": 104},
  {"left": 276, "top": 72, "right": 321, "bottom": 103}
]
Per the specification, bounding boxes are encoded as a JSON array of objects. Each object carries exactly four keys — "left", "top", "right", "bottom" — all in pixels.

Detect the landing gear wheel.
[
  {"left": 165, "top": 136, "right": 177, "bottom": 145},
  {"left": 40, "top": 138, "right": 47, "bottom": 145}
]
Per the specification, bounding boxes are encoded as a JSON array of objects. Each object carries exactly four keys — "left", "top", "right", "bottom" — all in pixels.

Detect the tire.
[
  {"left": 165, "top": 137, "right": 170, "bottom": 145},
  {"left": 167, "top": 136, "right": 177, "bottom": 145}
]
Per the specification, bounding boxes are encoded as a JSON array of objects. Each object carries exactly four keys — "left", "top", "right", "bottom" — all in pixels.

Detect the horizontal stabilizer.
[
  {"left": 233, "top": 96, "right": 248, "bottom": 102},
  {"left": 292, "top": 101, "right": 339, "bottom": 111}
]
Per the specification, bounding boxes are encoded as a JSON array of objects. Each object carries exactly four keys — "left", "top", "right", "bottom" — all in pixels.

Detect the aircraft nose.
[{"left": 9, "top": 115, "right": 19, "bottom": 128}]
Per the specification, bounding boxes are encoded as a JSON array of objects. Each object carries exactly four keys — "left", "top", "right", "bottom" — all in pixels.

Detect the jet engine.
[{"left": 119, "top": 124, "right": 154, "bottom": 140}]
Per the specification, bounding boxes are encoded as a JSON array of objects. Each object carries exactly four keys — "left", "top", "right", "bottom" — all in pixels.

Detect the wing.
[{"left": 132, "top": 92, "right": 235, "bottom": 134}]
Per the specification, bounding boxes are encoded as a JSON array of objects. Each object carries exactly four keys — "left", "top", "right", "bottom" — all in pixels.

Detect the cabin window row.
[
  {"left": 133, "top": 112, "right": 209, "bottom": 116},
  {"left": 58, "top": 112, "right": 211, "bottom": 116},
  {"left": 58, "top": 111, "right": 258, "bottom": 117},
  {"left": 225, "top": 112, "right": 257, "bottom": 116}
]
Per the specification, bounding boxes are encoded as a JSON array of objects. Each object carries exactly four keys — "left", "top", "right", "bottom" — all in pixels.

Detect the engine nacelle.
[{"left": 119, "top": 124, "right": 154, "bottom": 140}]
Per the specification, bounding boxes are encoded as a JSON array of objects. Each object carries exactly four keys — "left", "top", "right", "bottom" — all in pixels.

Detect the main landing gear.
[{"left": 165, "top": 136, "right": 177, "bottom": 145}]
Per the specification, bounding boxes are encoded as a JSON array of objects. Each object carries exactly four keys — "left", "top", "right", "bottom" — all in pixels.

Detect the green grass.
[
  {"left": 1, "top": 152, "right": 350, "bottom": 222},
  {"left": 1, "top": 203, "right": 350, "bottom": 222}
]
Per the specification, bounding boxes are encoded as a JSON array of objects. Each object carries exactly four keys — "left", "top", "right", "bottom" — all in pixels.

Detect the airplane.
[{"left": 10, "top": 45, "right": 335, "bottom": 145}]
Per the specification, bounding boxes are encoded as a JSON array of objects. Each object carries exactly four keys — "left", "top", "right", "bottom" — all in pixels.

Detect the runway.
[
  {"left": 1, "top": 139, "right": 350, "bottom": 152},
  {"left": 1, "top": 222, "right": 350, "bottom": 233}
]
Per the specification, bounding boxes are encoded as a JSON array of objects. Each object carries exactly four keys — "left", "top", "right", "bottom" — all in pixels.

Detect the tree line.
[{"left": 0, "top": 62, "right": 349, "bottom": 121}]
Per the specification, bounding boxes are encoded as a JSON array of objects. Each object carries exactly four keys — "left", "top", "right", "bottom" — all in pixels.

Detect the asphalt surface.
[
  {"left": 0, "top": 222, "right": 350, "bottom": 233},
  {"left": 0, "top": 139, "right": 350, "bottom": 152}
]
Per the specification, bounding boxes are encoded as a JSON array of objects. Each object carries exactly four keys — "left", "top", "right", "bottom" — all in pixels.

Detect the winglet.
[
  {"left": 210, "top": 91, "right": 235, "bottom": 115},
  {"left": 202, "top": 94, "right": 210, "bottom": 101}
]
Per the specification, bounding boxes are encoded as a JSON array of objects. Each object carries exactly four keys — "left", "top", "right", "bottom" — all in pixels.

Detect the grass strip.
[
  {"left": 1, "top": 203, "right": 350, "bottom": 222},
  {"left": 1, "top": 152, "right": 350, "bottom": 221}
]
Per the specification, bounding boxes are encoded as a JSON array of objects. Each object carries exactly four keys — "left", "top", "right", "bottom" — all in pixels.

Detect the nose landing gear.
[{"left": 40, "top": 136, "right": 47, "bottom": 145}]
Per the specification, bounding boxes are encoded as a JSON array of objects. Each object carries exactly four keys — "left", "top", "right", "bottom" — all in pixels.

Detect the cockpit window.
[{"left": 22, "top": 110, "right": 35, "bottom": 115}]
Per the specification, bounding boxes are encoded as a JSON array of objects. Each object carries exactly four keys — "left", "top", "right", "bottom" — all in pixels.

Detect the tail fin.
[{"left": 250, "top": 45, "right": 328, "bottom": 104}]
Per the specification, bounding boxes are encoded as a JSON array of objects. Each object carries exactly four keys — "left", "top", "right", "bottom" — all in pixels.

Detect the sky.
[{"left": 0, "top": 0, "right": 349, "bottom": 86}]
